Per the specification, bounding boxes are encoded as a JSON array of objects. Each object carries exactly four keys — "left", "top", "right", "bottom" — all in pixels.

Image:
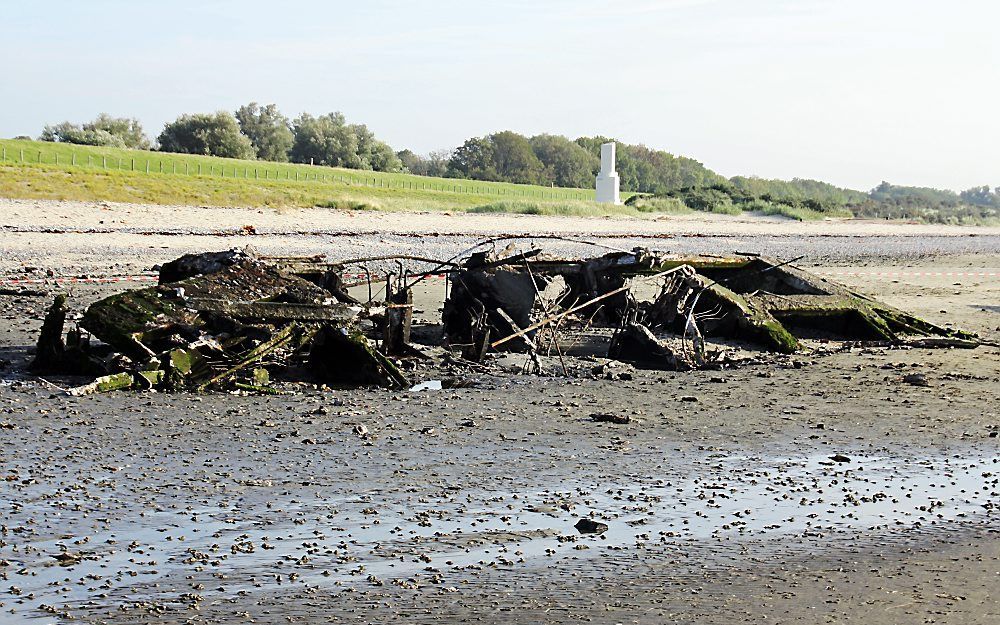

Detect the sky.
[{"left": 2, "top": 0, "right": 997, "bottom": 191}]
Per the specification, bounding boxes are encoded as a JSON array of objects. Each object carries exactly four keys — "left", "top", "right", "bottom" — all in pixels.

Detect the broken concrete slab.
[
  {"left": 608, "top": 323, "right": 696, "bottom": 371},
  {"left": 157, "top": 248, "right": 254, "bottom": 283},
  {"left": 30, "top": 294, "right": 68, "bottom": 372},
  {"left": 309, "top": 326, "right": 409, "bottom": 389},
  {"left": 67, "top": 373, "right": 136, "bottom": 396},
  {"left": 443, "top": 248, "right": 977, "bottom": 369},
  {"left": 443, "top": 268, "right": 541, "bottom": 351}
]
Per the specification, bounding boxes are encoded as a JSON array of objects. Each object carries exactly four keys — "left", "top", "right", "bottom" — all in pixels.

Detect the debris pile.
[
  {"left": 31, "top": 249, "right": 408, "bottom": 394},
  {"left": 443, "top": 247, "right": 977, "bottom": 370},
  {"left": 30, "top": 243, "right": 978, "bottom": 394}
]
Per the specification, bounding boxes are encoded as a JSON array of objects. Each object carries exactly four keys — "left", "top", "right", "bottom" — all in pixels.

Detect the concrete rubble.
[{"left": 29, "top": 243, "right": 978, "bottom": 394}]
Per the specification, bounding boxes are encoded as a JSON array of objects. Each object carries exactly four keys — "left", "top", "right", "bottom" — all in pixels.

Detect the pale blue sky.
[{"left": 2, "top": 0, "right": 997, "bottom": 191}]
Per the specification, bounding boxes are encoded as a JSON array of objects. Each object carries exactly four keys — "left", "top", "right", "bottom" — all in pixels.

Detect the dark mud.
[{"left": 1, "top": 233, "right": 999, "bottom": 624}]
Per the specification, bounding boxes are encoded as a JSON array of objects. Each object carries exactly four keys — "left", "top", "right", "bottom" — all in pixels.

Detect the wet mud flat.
[
  {"left": 1, "top": 365, "right": 998, "bottom": 624},
  {"left": 1, "top": 232, "right": 999, "bottom": 623}
]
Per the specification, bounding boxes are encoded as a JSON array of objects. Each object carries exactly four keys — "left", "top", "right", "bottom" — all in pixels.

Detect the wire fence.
[{"left": 0, "top": 142, "right": 597, "bottom": 202}]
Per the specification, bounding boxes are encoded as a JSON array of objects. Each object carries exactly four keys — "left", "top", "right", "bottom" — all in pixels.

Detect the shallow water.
[{"left": 2, "top": 448, "right": 996, "bottom": 620}]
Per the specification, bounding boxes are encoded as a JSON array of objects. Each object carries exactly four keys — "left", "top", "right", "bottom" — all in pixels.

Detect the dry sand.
[
  {"left": 1, "top": 199, "right": 998, "bottom": 624},
  {"left": 3, "top": 197, "right": 1000, "bottom": 237}
]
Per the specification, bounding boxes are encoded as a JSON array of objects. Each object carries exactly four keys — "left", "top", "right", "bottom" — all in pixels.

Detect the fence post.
[
  {"left": 72, "top": 153, "right": 76, "bottom": 166},
  {"left": 131, "top": 158, "right": 135, "bottom": 171},
  {"left": 1, "top": 147, "right": 5, "bottom": 161},
  {"left": 103, "top": 155, "right": 107, "bottom": 169},
  {"left": 145, "top": 161, "right": 149, "bottom": 173},
  {"left": 198, "top": 164, "right": 202, "bottom": 175},
  {"left": 20, "top": 149, "right": 24, "bottom": 162}
]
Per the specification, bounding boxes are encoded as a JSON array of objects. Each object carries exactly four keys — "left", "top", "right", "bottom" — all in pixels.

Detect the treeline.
[
  {"left": 33, "top": 109, "right": 999, "bottom": 223},
  {"left": 852, "top": 182, "right": 1000, "bottom": 224},
  {"left": 630, "top": 181, "right": 860, "bottom": 221},
  {"left": 38, "top": 104, "right": 404, "bottom": 172},
  {"left": 401, "top": 131, "right": 722, "bottom": 191},
  {"left": 633, "top": 180, "right": 1000, "bottom": 224}
]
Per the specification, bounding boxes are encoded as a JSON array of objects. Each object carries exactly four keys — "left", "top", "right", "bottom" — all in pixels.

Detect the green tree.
[
  {"left": 350, "top": 123, "right": 402, "bottom": 172},
  {"left": 40, "top": 121, "right": 119, "bottom": 147},
  {"left": 40, "top": 114, "right": 149, "bottom": 149},
  {"left": 960, "top": 185, "right": 1000, "bottom": 207},
  {"left": 448, "top": 136, "right": 497, "bottom": 180},
  {"left": 398, "top": 149, "right": 450, "bottom": 176},
  {"left": 290, "top": 113, "right": 360, "bottom": 168},
  {"left": 84, "top": 114, "right": 149, "bottom": 149},
  {"left": 289, "top": 113, "right": 401, "bottom": 171},
  {"left": 489, "top": 131, "right": 544, "bottom": 184},
  {"left": 397, "top": 149, "right": 423, "bottom": 174},
  {"left": 425, "top": 149, "right": 452, "bottom": 177},
  {"left": 157, "top": 111, "right": 255, "bottom": 159},
  {"left": 396, "top": 148, "right": 424, "bottom": 176},
  {"left": 575, "top": 136, "right": 724, "bottom": 193},
  {"left": 529, "top": 134, "right": 598, "bottom": 188},
  {"left": 235, "top": 102, "right": 293, "bottom": 162}
]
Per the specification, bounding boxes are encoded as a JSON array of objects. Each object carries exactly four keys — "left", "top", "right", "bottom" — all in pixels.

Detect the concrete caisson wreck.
[{"left": 30, "top": 244, "right": 977, "bottom": 394}]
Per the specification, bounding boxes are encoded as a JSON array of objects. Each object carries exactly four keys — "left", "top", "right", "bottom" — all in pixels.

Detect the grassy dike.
[
  {"left": 0, "top": 139, "right": 617, "bottom": 213},
  {"left": 0, "top": 139, "right": 843, "bottom": 220}
]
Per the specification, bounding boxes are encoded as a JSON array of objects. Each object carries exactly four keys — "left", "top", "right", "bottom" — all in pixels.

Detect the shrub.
[
  {"left": 627, "top": 195, "right": 690, "bottom": 214},
  {"left": 315, "top": 199, "right": 378, "bottom": 211},
  {"left": 39, "top": 115, "right": 150, "bottom": 149},
  {"left": 158, "top": 112, "right": 256, "bottom": 159}
]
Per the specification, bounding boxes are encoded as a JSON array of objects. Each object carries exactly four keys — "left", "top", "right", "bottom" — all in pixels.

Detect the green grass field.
[
  {"left": 0, "top": 139, "right": 612, "bottom": 212},
  {"left": 1, "top": 139, "right": 852, "bottom": 220}
]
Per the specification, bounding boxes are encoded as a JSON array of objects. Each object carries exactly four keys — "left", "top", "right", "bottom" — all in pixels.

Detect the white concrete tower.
[{"left": 595, "top": 142, "right": 621, "bottom": 205}]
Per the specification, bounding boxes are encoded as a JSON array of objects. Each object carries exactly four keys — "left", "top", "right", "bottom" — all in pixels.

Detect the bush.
[
  {"left": 158, "top": 112, "right": 256, "bottom": 159},
  {"left": 39, "top": 115, "right": 150, "bottom": 149},
  {"left": 236, "top": 103, "right": 293, "bottom": 162},
  {"left": 755, "top": 203, "right": 851, "bottom": 221},
  {"left": 626, "top": 195, "right": 690, "bottom": 214},
  {"left": 315, "top": 199, "right": 378, "bottom": 211},
  {"left": 85, "top": 115, "right": 149, "bottom": 149},
  {"left": 291, "top": 113, "right": 402, "bottom": 172},
  {"left": 468, "top": 200, "right": 645, "bottom": 218},
  {"left": 469, "top": 201, "right": 541, "bottom": 215},
  {"left": 707, "top": 202, "right": 742, "bottom": 216},
  {"left": 667, "top": 187, "right": 738, "bottom": 213},
  {"left": 40, "top": 122, "right": 127, "bottom": 148}
]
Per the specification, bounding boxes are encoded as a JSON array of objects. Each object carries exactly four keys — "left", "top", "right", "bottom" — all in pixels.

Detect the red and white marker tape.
[
  {"left": 1, "top": 270, "right": 996, "bottom": 288},
  {"left": 0, "top": 273, "right": 450, "bottom": 287},
  {"left": 0, "top": 275, "right": 159, "bottom": 286},
  {"left": 816, "top": 271, "right": 998, "bottom": 278}
]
